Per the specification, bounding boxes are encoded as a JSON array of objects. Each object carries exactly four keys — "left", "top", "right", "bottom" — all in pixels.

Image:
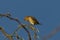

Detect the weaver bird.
[{"left": 24, "top": 16, "right": 40, "bottom": 25}]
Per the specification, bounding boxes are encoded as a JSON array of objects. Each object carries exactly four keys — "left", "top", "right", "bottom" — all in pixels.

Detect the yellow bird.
[{"left": 24, "top": 16, "right": 40, "bottom": 25}]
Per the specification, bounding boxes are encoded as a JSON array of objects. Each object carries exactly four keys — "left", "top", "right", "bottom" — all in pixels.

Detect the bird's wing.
[{"left": 30, "top": 17, "right": 40, "bottom": 24}]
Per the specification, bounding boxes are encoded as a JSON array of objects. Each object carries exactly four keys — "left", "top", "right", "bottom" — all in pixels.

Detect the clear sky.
[{"left": 0, "top": 0, "right": 60, "bottom": 40}]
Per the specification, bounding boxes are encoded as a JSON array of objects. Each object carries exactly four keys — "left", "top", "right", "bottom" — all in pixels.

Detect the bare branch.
[
  {"left": 43, "top": 26, "right": 60, "bottom": 40},
  {"left": 0, "top": 27, "right": 13, "bottom": 40},
  {"left": 0, "top": 13, "right": 31, "bottom": 40},
  {"left": 15, "top": 32, "right": 24, "bottom": 40}
]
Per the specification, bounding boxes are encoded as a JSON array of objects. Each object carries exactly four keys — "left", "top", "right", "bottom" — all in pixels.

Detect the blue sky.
[{"left": 0, "top": 0, "right": 60, "bottom": 40}]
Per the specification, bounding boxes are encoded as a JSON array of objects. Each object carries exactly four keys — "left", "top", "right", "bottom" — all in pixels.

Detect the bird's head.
[{"left": 24, "top": 16, "right": 30, "bottom": 21}]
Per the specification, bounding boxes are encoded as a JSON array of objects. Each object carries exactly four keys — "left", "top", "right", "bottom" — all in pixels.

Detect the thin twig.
[{"left": 43, "top": 26, "right": 60, "bottom": 40}]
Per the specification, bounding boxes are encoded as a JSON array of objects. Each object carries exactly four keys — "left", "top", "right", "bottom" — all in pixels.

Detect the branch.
[
  {"left": 43, "top": 26, "right": 60, "bottom": 40},
  {"left": 15, "top": 32, "right": 24, "bottom": 40},
  {"left": 0, "top": 27, "right": 13, "bottom": 40},
  {"left": 0, "top": 13, "right": 31, "bottom": 40}
]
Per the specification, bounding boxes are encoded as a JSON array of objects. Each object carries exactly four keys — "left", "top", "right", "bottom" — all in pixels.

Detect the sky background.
[{"left": 0, "top": 0, "right": 60, "bottom": 40}]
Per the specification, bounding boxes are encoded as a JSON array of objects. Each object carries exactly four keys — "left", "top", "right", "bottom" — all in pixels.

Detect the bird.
[{"left": 24, "top": 16, "right": 40, "bottom": 25}]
